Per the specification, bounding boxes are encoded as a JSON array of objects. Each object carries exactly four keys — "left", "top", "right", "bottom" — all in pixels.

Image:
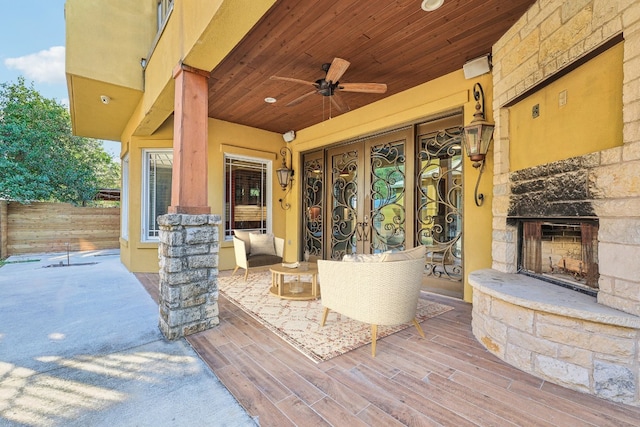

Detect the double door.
[
  {"left": 303, "top": 128, "right": 411, "bottom": 260},
  {"left": 301, "top": 114, "right": 464, "bottom": 290}
]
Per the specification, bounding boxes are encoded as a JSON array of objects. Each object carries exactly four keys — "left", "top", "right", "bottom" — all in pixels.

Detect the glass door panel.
[
  {"left": 368, "top": 138, "right": 407, "bottom": 253},
  {"left": 328, "top": 146, "right": 363, "bottom": 259},
  {"left": 416, "top": 117, "right": 463, "bottom": 281},
  {"left": 302, "top": 152, "right": 324, "bottom": 258}
]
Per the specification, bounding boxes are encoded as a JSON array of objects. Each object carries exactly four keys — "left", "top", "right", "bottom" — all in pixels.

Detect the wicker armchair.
[{"left": 317, "top": 255, "right": 426, "bottom": 357}]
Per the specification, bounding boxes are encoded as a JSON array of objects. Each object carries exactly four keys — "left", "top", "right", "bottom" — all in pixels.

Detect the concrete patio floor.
[{"left": 0, "top": 250, "right": 256, "bottom": 427}]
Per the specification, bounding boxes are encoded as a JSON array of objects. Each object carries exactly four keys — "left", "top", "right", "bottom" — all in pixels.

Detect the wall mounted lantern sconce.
[
  {"left": 462, "top": 82, "right": 495, "bottom": 206},
  {"left": 276, "top": 146, "right": 294, "bottom": 209}
]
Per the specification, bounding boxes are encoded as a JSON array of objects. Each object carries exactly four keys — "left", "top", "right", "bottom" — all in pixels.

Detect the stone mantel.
[
  {"left": 469, "top": 269, "right": 640, "bottom": 406},
  {"left": 469, "top": 270, "right": 640, "bottom": 329}
]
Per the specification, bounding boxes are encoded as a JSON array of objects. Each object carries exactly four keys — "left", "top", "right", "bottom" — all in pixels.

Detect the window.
[
  {"left": 224, "top": 155, "right": 271, "bottom": 239},
  {"left": 157, "top": 0, "right": 174, "bottom": 32},
  {"left": 142, "top": 150, "right": 173, "bottom": 241},
  {"left": 121, "top": 155, "right": 129, "bottom": 240}
]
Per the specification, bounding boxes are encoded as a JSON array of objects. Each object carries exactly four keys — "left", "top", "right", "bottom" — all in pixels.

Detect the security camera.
[
  {"left": 100, "top": 95, "right": 111, "bottom": 105},
  {"left": 282, "top": 130, "right": 295, "bottom": 143}
]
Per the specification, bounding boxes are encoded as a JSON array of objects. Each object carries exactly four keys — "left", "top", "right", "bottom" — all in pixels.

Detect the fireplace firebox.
[{"left": 517, "top": 219, "right": 599, "bottom": 295}]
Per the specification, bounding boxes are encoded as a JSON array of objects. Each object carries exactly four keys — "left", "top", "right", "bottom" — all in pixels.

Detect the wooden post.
[{"left": 169, "top": 63, "right": 211, "bottom": 215}]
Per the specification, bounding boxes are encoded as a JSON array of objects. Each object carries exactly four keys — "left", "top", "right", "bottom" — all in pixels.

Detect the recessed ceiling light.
[
  {"left": 421, "top": 0, "right": 444, "bottom": 12},
  {"left": 264, "top": 97, "right": 277, "bottom": 104}
]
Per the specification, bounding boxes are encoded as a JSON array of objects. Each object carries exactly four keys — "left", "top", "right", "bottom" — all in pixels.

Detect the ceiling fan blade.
[
  {"left": 330, "top": 93, "right": 350, "bottom": 113},
  {"left": 270, "top": 76, "right": 316, "bottom": 86},
  {"left": 338, "top": 83, "right": 387, "bottom": 93},
  {"left": 286, "top": 90, "right": 317, "bottom": 107},
  {"left": 325, "top": 58, "right": 350, "bottom": 83}
]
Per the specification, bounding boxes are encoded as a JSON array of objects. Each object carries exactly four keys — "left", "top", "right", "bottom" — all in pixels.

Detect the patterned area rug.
[{"left": 218, "top": 270, "right": 454, "bottom": 363}]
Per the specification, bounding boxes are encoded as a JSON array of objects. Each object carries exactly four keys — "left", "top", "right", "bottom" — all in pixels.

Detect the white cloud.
[{"left": 4, "top": 46, "right": 65, "bottom": 84}]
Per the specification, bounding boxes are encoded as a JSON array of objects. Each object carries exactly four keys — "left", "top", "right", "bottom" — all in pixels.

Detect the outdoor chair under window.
[{"left": 232, "top": 230, "right": 284, "bottom": 280}]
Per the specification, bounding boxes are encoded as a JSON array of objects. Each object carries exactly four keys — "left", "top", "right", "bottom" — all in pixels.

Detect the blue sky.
[{"left": 0, "top": 0, "right": 120, "bottom": 157}]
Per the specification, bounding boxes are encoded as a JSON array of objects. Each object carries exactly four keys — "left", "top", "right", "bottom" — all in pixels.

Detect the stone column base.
[{"left": 157, "top": 214, "right": 220, "bottom": 340}]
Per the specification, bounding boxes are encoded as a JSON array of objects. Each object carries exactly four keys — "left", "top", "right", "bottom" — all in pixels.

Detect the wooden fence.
[{"left": 0, "top": 201, "right": 120, "bottom": 258}]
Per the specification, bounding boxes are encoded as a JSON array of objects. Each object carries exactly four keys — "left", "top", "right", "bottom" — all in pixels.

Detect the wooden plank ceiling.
[{"left": 207, "top": 0, "right": 536, "bottom": 134}]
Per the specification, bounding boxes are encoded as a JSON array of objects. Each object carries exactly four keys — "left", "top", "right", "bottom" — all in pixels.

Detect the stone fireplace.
[
  {"left": 468, "top": 0, "right": 640, "bottom": 407},
  {"left": 507, "top": 158, "right": 601, "bottom": 295},
  {"left": 470, "top": 152, "right": 640, "bottom": 406}
]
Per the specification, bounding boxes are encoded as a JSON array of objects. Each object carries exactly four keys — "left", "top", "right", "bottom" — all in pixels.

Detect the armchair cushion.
[
  {"left": 342, "top": 253, "right": 384, "bottom": 262},
  {"left": 249, "top": 233, "right": 277, "bottom": 256},
  {"left": 379, "top": 245, "right": 426, "bottom": 262},
  {"left": 233, "top": 230, "right": 252, "bottom": 254}
]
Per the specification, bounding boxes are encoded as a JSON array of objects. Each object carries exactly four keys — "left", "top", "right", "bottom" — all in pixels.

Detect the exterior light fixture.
[
  {"left": 264, "top": 97, "right": 277, "bottom": 104},
  {"left": 100, "top": 95, "right": 111, "bottom": 105},
  {"left": 276, "top": 147, "right": 294, "bottom": 209},
  {"left": 462, "top": 82, "right": 494, "bottom": 206}
]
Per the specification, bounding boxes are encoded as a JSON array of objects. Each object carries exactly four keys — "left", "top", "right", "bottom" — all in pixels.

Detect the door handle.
[{"left": 356, "top": 216, "right": 369, "bottom": 242}]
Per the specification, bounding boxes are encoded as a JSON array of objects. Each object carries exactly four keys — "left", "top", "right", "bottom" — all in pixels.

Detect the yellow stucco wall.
[
  {"left": 509, "top": 42, "right": 623, "bottom": 171},
  {"left": 119, "top": 121, "right": 174, "bottom": 272},
  {"left": 65, "top": 0, "right": 155, "bottom": 90},
  {"left": 120, "top": 117, "right": 284, "bottom": 273},
  {"left": 65, "top": 0, "right": 155, "bottom": 140}
]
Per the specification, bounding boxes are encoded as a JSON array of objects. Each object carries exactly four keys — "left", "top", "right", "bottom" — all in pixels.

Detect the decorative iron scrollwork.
[
  {"left": 303, "top": 158, "right": 323, "bottom": 258},
  {"left": 370, "top": 141, "right": 405, "bottom": 252},
  {"left": 417, "top": 126, "right": 463, "bottom": 281},
  {"left": 330, "top": 151, "right": 358, "bottom": 260}
]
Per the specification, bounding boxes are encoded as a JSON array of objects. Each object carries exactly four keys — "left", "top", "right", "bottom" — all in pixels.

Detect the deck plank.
[
  {"left": 356, "top": 403, "right": 408, "bottom": 427},
  {"left": 136, "top": 273, "right": 640, "bottom": 426},
  {"left": 325, "top": 365, "right": 455, "bottom": 427},
  {"left": 217, "top": 342, "right": 292, "bottom": 404},
  {"left": 241, "top": 343, "right": 328, "bottom": 405},
  {"left": 275, "top": 395, "right": 331, "bottom": 426},
  {"left": 310, "top": 396, "right": 372, "bottom": 427},
  {"left": 214, "top": 364, "right": 295, "bottom": 426},
  {"left": 391, "top": 371, "right": 524, "bottom": 427}
]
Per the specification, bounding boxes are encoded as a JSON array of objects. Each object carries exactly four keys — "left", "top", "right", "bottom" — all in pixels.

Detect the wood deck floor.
[{"left": 135, "top": 272, "right": 640, "bottom": 426}]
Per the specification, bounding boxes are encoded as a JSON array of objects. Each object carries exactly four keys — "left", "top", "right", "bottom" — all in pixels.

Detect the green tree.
[{"left": 0, "top": 78, "right": 119, "bottom": 204}]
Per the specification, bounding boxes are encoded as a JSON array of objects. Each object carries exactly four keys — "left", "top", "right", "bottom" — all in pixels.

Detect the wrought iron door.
[
  {"left": 302, "top": 152, "right": 324, "bottom": 258},
  {"left": 416, "top": 117, "right": 463, "bottom": 281},
  {"left": 369, "top": 137, "right": 407, "bottom": 253},
  {"left": 327, "top": 146, "right": 363, "bottom": 259},
  {"left": 325, "top": 129, "right": 410, "bottom": 259}
]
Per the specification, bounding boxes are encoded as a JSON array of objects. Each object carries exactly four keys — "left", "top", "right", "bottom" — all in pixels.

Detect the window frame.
[
  {"left": 121, "top": 154, "right": 129, "bottom": 241},
  {"left": 141, "top": 149, "right": 173, "bottom": 242},
  {"left": 223, "top": 153, "right": 273, "bottom": 241},
  {"left": 156, "top": 0, "right": 174, "bottom": 33}
]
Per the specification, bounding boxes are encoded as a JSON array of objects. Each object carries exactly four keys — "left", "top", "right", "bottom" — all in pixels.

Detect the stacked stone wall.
[
  {"left": 157, "top": 214, "right": 221, "bottom": 340},
  {"left": 471, "top": 276, "right": 640, "bottom": 406},
  {"left": 491, "top": 0, "right": 640, "bottom": 317},
  {"left": 474, "top": 0, "right": 640, "bottom": 407}
]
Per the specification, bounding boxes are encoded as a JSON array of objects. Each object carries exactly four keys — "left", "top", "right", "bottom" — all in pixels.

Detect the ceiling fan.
[{"left": 270, "top": 57, "right": 387, "bottom": 112}]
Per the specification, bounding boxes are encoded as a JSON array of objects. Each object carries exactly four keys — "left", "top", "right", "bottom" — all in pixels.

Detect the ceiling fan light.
[{"left": 421, "top": 0, "right": 444, "bottom": 12}]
